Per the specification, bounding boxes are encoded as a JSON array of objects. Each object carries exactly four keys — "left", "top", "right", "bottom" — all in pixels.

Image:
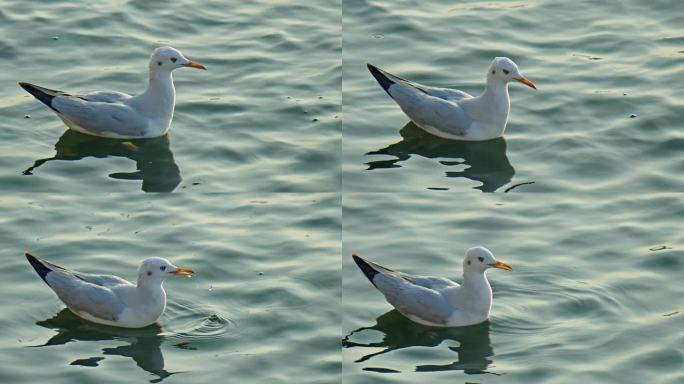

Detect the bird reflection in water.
[
  {"left": 365, "top": 123, "right": 515, "bottom": 192},
  {"left": 343, "top": 310, "right": 496, "bottom": 375},
  {"left": 23, "top": 130, "right": 181, "bottom": 192},
  {"left": 33, "top": 309, "right": 184, "bottom": 383}
]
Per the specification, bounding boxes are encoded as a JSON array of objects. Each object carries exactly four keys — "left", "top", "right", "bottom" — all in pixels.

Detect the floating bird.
[
  {"left": 26, "top": 253, "right": 194, "bottom": 328},
  {"left": 18, "top": 46, "right": 206, "bottom": 139},
  {"left": 352, "top": 246, "right": 511, "bottom": 327},
  {"left": 367, "top": 57, "right": 535, "bottom": 141}
]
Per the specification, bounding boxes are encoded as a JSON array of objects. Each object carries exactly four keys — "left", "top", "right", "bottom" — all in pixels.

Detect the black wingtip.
[
  {"left": 18, "top": 82, "right": 60, "bottom": 112},
  {"left": 352, "top": 253, "right": 379, "bottom": 287},
  {"left": 25, "top": 252, "right": 52, "bottom": 285},
  {"left": 366, "top": 63, "right": 395, "bottom": 97}
]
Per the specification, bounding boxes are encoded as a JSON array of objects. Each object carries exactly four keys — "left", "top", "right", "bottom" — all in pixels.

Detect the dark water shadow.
[
  {"left": 343, "top": 310, "right": 496, "bottom": 375},
  {"left": 32, "top": 309, "right": 184, "bottom": 383},
  {"left": 365, "top": 122, "right": 515, "bottom": 192},
  {"left": 23, "top": 130, "right": 181, "bottom": 192}
]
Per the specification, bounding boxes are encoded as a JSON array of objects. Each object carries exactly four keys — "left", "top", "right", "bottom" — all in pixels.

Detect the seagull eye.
[
  {"left": 503, "top": 69, "right": 510, "bottom": 75},
  {"left": 467, "top": 260, "right": 471, "bottom": 265},
  {"left": 478, "top": 256, "right": 484, "bottom": 262},
  {"left": 157, "top": 61, "right": 162, "bottom": 66},
  {"left": 491, "top": 70, "right": 495, "bottom": 75},
  {"left": 147, "top": 271, "right": 152, "bottom": 276},
  {"left": 160, "top": 266, "right": 166, "bottom": 271},
  {"left": 170, "top": 57, "right": 177, "bottom": 63}
]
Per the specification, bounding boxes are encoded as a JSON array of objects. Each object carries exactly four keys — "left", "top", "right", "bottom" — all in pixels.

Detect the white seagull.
[
  {"left": 26, "top": 253, "right": 194, "bottom": 328},
  {"left": 367, "top": 57, "right": 536, "bottom": 141},
  {"left": 352, "top": 246, "right": 512, "bottom": 327},
  {"left": 18, "top": 46, "right": 206, "bottom": 139}
]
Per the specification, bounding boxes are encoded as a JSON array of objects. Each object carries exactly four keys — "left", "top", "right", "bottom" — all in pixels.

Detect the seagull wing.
[
  {"left": 37, "top": 257, "right": 132, "bottom": 288},
  {"left": 81, "top": 90, "right": 132, "bottom": 103},
  {"left": 352, "top": 254, "right": 453, "bottom": 325},
  {"left": 367, "top": 64, "right": 473, "bottom": 102},
  {"left": 26, "top": 254, "right": 127, "bottom": 321},
  {"left": 18, "top": 82, "right": 147, "bottom": 138},
  {"left": 51, "top": 96, "right": 148, "bottom": 138},
  {"left": 416, "top": 86, "right": 472, "bottom": 102},
  {"left": 405, "top": 275, "right": 460, "bottom": 290},
  {"left": 366, "top": 64, "right": 473, "bottom": 137},
  {"left": 47, "top": 271, "right": 127, "bottom": 322}
]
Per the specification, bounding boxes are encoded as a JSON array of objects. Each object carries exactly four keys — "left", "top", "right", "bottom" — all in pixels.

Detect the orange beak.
[
  {"left": 489, "top": 261, "right": 512, "bottom": 271},
  {"left": 514, "top": 77, "right": 536, "bottom": 90},
  {"left": 183, "top": 61, "right": 207, "bottom": 70},
  {"left": 170, "top": 267, "right": 195, "bottom": 276}
]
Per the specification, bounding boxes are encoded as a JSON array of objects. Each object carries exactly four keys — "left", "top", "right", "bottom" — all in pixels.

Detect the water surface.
[
  {"left": 1, "top": 193, "right": 340, "bottom": 383},
  {"left": 343, "top": 0, "right": 684, "bottom": 193},
  {"left": 0, "top": 0, "right": 341, "bottom": 193},
  {"left": 343, "top": 192, "right": 683, "bottom": 383},
  {"left": 342, "top": 0, "right": 683, "bottom": 383}
]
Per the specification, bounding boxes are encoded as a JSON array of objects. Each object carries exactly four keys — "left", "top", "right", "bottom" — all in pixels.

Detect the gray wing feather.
[
  {"left": 52, "top": 96, "right": 147, "bottom": 137},
  {"left": 389, "top": 85, "right": 473, "bottom": 137},
  {"left": 73, "top": 273, "right": 132, "bottom": 288},
  {"left": 39, "top": 259, "right": 130, "bottom": 288},
  {"left": 405, "top": 275, "right": 459, "bottom": 290},
  {"left": 46, "top": 271, "right": 125, "bottom": 321},
  {"left": 374, "top": 272, "right": 453, "bottom": 325},
  {"left": 82, "top": 91, "right": 132, "bottom": 103},
  {"left": 419, "top": 86, "right": 472, "bottom": 102}
]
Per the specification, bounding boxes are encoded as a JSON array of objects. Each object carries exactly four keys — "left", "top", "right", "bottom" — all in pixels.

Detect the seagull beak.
[
  {"left": 183, "top": 61, "right": 207, "bottom": 70},
  {"left": 170, "top": 267, "right": 195, "bottom": 276},
  {"left": 489, "top": 261, "right": 512, "bottom": 271},
  {"left": 514, "top": 77, "right": 536, "bottom": 90}
]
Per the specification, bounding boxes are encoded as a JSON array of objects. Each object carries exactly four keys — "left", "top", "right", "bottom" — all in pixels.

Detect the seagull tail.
[
  {"left": 18, "top": 82, "right": 63, "bottom": 112},
  {"left": 25, "top": 252, "right": 52, "bottom": 285},
  {"left": 352, "top": 253, "right": 380, "bottom": 287},
  {"left": 366, "top": 64, "right": 397, "bottom": 97}
]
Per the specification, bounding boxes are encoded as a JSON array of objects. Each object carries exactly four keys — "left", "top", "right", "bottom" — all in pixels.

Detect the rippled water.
[
  {"left": 342, "top": 0, "right": 683, "bottom": 383},
  {"left": 343, "top": 193, "right": 683, "bottom": 383},
  {"left": 2, "top": 0, "right": 683, "bottom": 383},
  {"left": 1, "top": 193, "right": 340, "bottom": 383},
  {"left": 0, "top": 0, "right": 340, "bottom": 193},
  {"left": 343, "top": 0, "right": 684, "bottom": 193}
]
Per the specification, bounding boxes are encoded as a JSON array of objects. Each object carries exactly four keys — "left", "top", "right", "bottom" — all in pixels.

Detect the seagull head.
[
  {"left": 149, "top": 46, "right": 206, "bottom": 72},
  {"left": 463, "top": 246, "right": 512, "bottom": 273},
  {"left": 487, "top": 57, "right": 535, "bottom": 89},
  {"left": 138, "top": 257, "right": 194, "bottom": 285}
]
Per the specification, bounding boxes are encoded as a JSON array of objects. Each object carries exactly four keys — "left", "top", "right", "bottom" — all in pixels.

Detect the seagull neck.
[
  {"left": 146, "top": 70, "right": 175, "bottom": 96},
  {"left": 136, "top": 278, "right": 164, "bottom": 294},
  {"left": 461, "top": 270, "right": 490, "bottom": 290},
  {"left": 134, "top": 69, "right": 176, "bottom": 121},
  {"left": 482, "top": 78, "right": 510, "bottom": 102}
]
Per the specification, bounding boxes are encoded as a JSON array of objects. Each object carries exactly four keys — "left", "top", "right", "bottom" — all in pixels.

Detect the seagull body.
[
  {"left": 367, "top": 57, "right": 536, "bottom": 141},
  {"left": 352, "top": 246, "right": 512, "bottom": 327},
  {"left": 19, "top": 46, "right": 206, "bottom": 139},
  {"left": 26, "top": 253, "right": 194, "bottom": 328}
]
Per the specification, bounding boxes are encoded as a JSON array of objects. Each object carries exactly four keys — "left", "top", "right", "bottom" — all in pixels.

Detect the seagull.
[
  {"left": 26, "top": 252, "right": 194, "bottom": 328},
  {"left": 18, "top": 46, "right": 206, "bottom": 139},
  {"left": 366, "top": 57, "right": 536, "bottom": 141},
  {"left": 351, "top": 246, "right": 512, "bottom": 327}
]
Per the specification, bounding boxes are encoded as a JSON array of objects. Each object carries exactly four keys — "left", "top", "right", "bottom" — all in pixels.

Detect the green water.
[
  {"left": 1, "top": 193, "right": 340, "bottom": 383},
  {"left": 1, "top": 0, "right": 683, "bottom": 383},
  {"left": 0, "top": 0, "right": 341, "bottom": 383},
  {"left": 1, "top": 0, "right": 340, "bottom": 193},
  {"left": 342, "top": 0, "right": 683, "bottom": 383}
]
